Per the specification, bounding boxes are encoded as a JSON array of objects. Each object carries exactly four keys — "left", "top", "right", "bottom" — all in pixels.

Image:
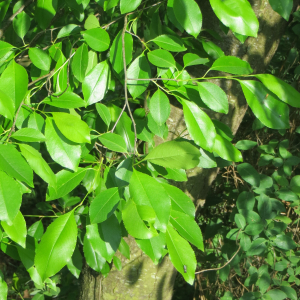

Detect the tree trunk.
[{"left": 78, "top": 1, "right": 298, "bottom": 299}]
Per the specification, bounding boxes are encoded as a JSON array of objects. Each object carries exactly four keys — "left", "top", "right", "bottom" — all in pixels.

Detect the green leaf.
[
  {"left": 213, "top": 135, "right": 243, "bottom": 162},
  {"left": 280, "top": 286, "right": 297, "bottom": 300},
  {"left": 82, "top": 61, "right": 110, "bottom": 106},
  {"left": 136, "top": 233, "right": 167, "bottom": 264},
  {"left": 240, "top": 80, "right": 289, "bottom": 129},
  {"left": 57, "top": 24, "right": 81, "bottom": 39},
  {"left": 149, "top": 89, "right": 170, "bottom": 126},
  {"left": 237, "top": 192, "right": 255, "bottom": 211},
  {"left": 113, "top": 256, "right": 122, "bottom": 271},
  {"left": 0, "top": 144, "right": 33, "bottom": 187},
  {"left": 181, "top": 98, "right": 216, "bottom": 151},
  {"left": 115, "top": 158, "right": 133, "bottom": 187},
  {"left": 0, "top": 171, "right": 22, "bottom": 225},
  {"left": 28, "top": 220, "right": 44, "bottom": 240},
  {"left": 45, "top": 118, "right": 81, "bottom": 171},
  {"left": 151, "top": 35, "right": 187, "bottom": 52},
  {"left": 173, "top": 0, "right": 202, "bottom": 38},
  {"left": 269, "top": 0, "right": 293, "bottom": 21},
  {"left": 235, "top": 214, "right": 246, "bottom": 229},
  {"left": 0, "top": 41, "right": 13, "bottom": 59},
  {"left": 257, "top": 194, "right": 273, "bottom": 220},
  {"left": 235, "top": 140, "right": 257, "bottom": 150},
  {"left": 13, "top": 11, "right": 30, "bottom": 39},
  {"left": 170, "top": 210, "right": 204, "bottom": 250},
  {"left": 85, "top": 215, "right": 121, "bottom": 263},
  {"left": 29, "top": 48, "right": 51, "bottom": 71},
  {"left": 145, "top": 140, "right": 200, "bottom": 169},
  {"left": 198, "top": 148, "right": 217, "bottom": 168},
  {"left": 0, "top": 90, "right": 14, "bottom": 120},
  {"left": 290, "top": 175, "right": 300, "bottom": 195},
  {"left": 147, "top": 49, "right": 176, "bottom": 68},
  {"left": 1, "top": 211, "right": 26, "bottom": 248},
  {"left": 197, "top": 82, "right": 229, "bottom": 114},
  {"left": 89, "top": 187, "right": 121, "bottom": 224},
  {"left": 256, "top": 74, "right": 300, "bottom": 108},
  {"left": 147, "top": 113, "right": 168, "bottom": 139},
  {"left": 43, "top": 92, "right": 86, "bottom": 109},
  {"left": 71, "top": 43, "right": 88, "bottom": 82},
  {"left": 246, "top": 238, "right": 267, "bottom": 256},
  {"left": 0, "top": 270, "right": 8, "bottom": 300},
  {"left": 122, "top": 199, "right": 158, "bottom": 239},
  {"left": 210, "top": 56, "right": 253, "bottom": 75},
  {"left": 36, "top": 0, "right": 57, "bottom": 29},
  {"left": 84, "top": 14, "right": 100, "bottom": 30},
  {"left": 19, "top": 144, "right": 56, "bottom": 187},
  {"left": 52, "top": 112, "right": 91, "bottom": 144},
  {"left": 209, "top": 0, "right": 259, "bottom": 37},
  {"left": 130, "top": 170, "right": 171, "bottom": 231},
  {"left": 127, "top": 54, "right": 151, "bottom": 99},
  {"left": 264, "top": 290, "right": 287, "bottom": 300},
  {"left": 120, "top": 0, "right": 142, "bottom": 13},
  {"left": 82, "top": 28, "right": 110, "bottom": 52},
  {"left": 273, "top": 234, "right": 296, "bottom": 250},
  {"left": 35, "top": 211, "right": 77, "bottom": 281},
  {"left": 67, "top": 245, "right": 83, "bottom": 279},
  {"left": 202, "top": 40, "right": 224, "bottom": 60},
  {"left": 237, "top": 163, "right": 260, "bottom": 187},
  {"left": 0, "top": 60, "right": 28, "bottom": 109},
  {"left": 46, "top": 168, "right": 87, "bottom": 201},
  {"left": 99, "top": 132, "right": 128, "bottom": 153},
  {"left": 11, "top": 128, "right": 46, "bottom": 142},
  {"left": 96, "top": 103, "right": 111, "bottom": 128},
  {"left": 166, "top": 225, "right": 196, "bottom": 285},
  {"left": 183, "top": 53, "right": 209, "bottom": 67}
]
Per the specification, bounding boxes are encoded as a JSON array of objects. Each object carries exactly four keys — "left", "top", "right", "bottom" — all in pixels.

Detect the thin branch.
[
  {"left": 111, "top": 103, "right": 127, "bottom": 133},
  {"left": 0, "top": 0, "right": 35, "bottom": 39},
  {"left": 122, "top": 14, "right": 137, "bottom": 155},
  {"left": 28, "top": 69, "right": 55, "bottom": 87},
  {"left": 128, "top": 77, "right": 179, "bottom": 81},
  {"left": 7, "top": 101, "right": 24, "bottom": 140}
]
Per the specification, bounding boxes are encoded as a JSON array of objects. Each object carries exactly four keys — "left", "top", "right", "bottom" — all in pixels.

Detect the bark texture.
[{"left": 79, "top": 1, "right": 298, "bottom": 299}]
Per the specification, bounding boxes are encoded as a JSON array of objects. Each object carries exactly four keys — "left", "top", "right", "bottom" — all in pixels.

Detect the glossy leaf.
[
  {"left": 151, "top": 35, "right": 187, "bottom": 52},
  {"left": 83, "top": 28, "right": 110, "bottom": 52},
  {"left": 11, "top": 128, "right": 46, "bottom": 142},
  {"left": 13, "top": 11, "right": 30, "bottom": 39},
  {"left": 36, "top": 0, "right": 57, "bottom": 29},
  {"left": 19, "top": 144, "right": 56, "bottom": 187},
  {"left": 144, "top": 140, "right": 201, "bottom": 169},
  {"left": 28, "top": 220, "right": 44, "bottom": 240},
  {"left": 45, "top": 118, "right": 81, "bottom": 171},
  {"left": 0, "top": 144, "right": 33, "bottom": 187},
  {"left": 148, "top": 50, "right": 176, "bottom": 68},
  {"left": 127, "top": 54, "right": 151, "bottom": 98},
  {"left": 99, "top": 132, "right": 128, "bottom": 153},
  {"left": 52, "top": 112, "right": 91, "bottom": 144},
  {"left": 0, "top": 90, "right": 15, "bottom": 120},
  {"left": 43, "top": 92, "right": 86, "bottom": 109},
  {"left": 82, "top": 61, "right": 110, "bottom": 106},
  {"left": 166, "top": 225, "right": 196, "bottom": 285},
  {"left": 213, "top": 135, "right": 243, "bottom": 162},
  {"left": 120, "top": 0, "right": 142, "bottom": 13},
  {"left": 89, "top": 187, "right": 121, "bottom": 223},
  {"left": 173, "top": 0, "right": 202, "bottom": 37},
  {"left": 197, "top": 82, "right": 229, "bottom": 114},
  {"left": 209, "top": 0, "right": 259, "bottom": 37},
  {"left": 181, "top": 98, "right": 216, "bottom": 151},
  {"left": 29, "top": 48, "right": 51, "bottom": 71},
  {"left": 71, "top": 43, "right": 88, "bottom": 82},
  {"left": 96, "top": 103, "right": 111, "bottom": 128},
  {"left": 183, "top": 53, "right": 209, "bottom": 67},
  {"left": 149, "top": 89, "right": 170, "bottom": 126},
  {"left": 35, "top": 211, "right": 77, "bottom": 281},
  {"left": 210, "top": 56, "right": 253, "bottom": 75}
]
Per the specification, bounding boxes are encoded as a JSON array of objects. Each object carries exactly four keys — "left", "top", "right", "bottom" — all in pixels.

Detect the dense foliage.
[{"left": 0, "top": 0, "right": 299, "bottom": 299}]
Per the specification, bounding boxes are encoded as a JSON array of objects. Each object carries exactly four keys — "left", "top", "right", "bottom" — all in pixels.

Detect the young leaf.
[
  {"left": 173, "top": 0, "right": 202, "bottom": 38},
  {"left": 36, "top": 0, "right": 58, "bottom": 29},
  {"left": 149, "top": 89, "right": 170, "bottom": 126},
  {"left": 99, "top": 132, "right": 128, "bottom": 153},
  {"left": 240, "top": 80, "right": 289, "bottom": 129},
  {"left": 96, "top": 103, "right": 111, "bottom": 128},
  {"left": 213, "top": 135, "right": 243, "bottom": 162},
  {"left": 209, "top": 0, "right": 259, "bottom": 37},
  {"left": 43, "top": 92, "right": 86, "bottom": 109},
  {"left": 19, "top": 144, "right": 56, "bottom": 187},
  {"left": 210, "top": 56, "right": 253, "bottom": 75},
  {"left": 45, "top": 118, "right": 81, "bottom": 171},
  {"left": 181, "top": 98, "right": 216, "bottom": 151},
  {"left": 130, "top": 170, "right": 171, "bottom": 231},
  {"left": 147, "top": 50, "right": 176, "bottom": 69},
  {"left": 89, "top": 187, "right": 121, "bottom": 224},
  {"left": 269, "top": 0, "right": 293, "bottom": 21},
  {"left": 13, "top": 11, "right": 30, "bottom": 39},
  {"left": 0, "top": 90, "right": 15, "bottom": 120},
  {"left": 35, "top": 211, "right": 77, "bottom": 281},
  {"left": 52, "top": 112, "right": 91, "bottom": 144},
  {"left": 82, "top": 28, "right": 110, "bottom": 52},
  {"left": 11, "top": 128, "right": 46, "bottom": 142},
  {"left": 0, "top": 144, "right": 34, "bottom": 187},
  {"left": 151, "top": 35, "right": 187, "bottom": 52},
  {"left": 1, "top": 211, "right": 26, "bottom": 248},
  {"left": 28, "top": 48, "right": 51, "bottom": 71},
  {"left": 71, "top": 43, "right": 88, "bottom": 82},
  {"left": 197, "top": 82, "right": 229, "bottom": 114},
  {"left": 0, "top": 171, "right": 22, "bottom": 225},
  {"left": 144, "top": 140, "right": 201, "bottom": 169},
  {"left": 82, "top": 61, "right": 110, "bottom": 106},
  {"left": 120, "top": 0, "right": 142, "bottom": 13},
  {"left": 183, "top": 53, "right": 209, "bottom": 67},
  {"left": 237, "top": 163, "right": 260, "bottom": 187},
  {"left": 166, "top": 225, "right": 196, "bottom": 285},
  {"left": 127, "top": 54, "right": 151, "bottom": 99}
]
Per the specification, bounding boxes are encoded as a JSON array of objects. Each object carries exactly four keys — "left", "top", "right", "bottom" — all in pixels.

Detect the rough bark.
[{"left": 78, "top": 1, "right": 298, "bottom": 299}]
